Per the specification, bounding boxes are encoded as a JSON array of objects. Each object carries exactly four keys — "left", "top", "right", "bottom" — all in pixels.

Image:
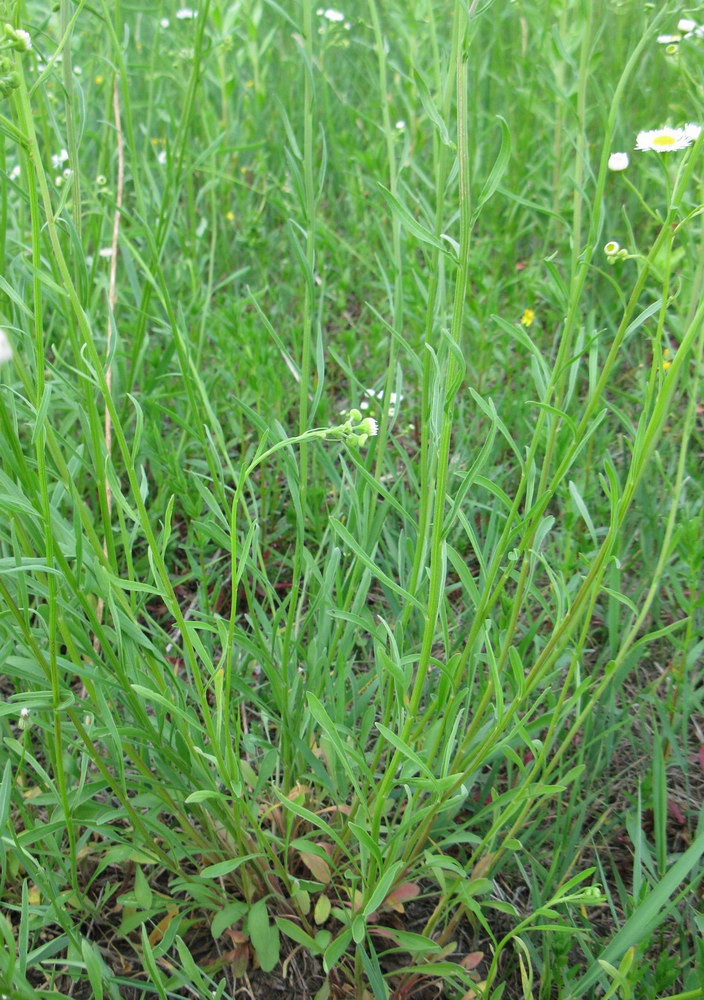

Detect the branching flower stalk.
[
  {"left": 367, "top": 4, "right": 473, "bottom": 861},
  {"left": 8, "top": 53, "right": 240, "bottom": 815},
  {"left": 279, "top": 0, "right": 318, "bottom": 777},
  {"left": 323, "top": 0, "right": 414, "bottom": 702},
  {"left": 367, "top": 0, "right": 403, "bottom": 481},
  {"left": 422, "top": 17, "right": 672, "bottom": 765},
  {"left": 18, "top": 92, "right": 77, "bottom": 895},
  {"left": 398, "top": 9, "right": 462, "bottom": 636},
  {"left": 94, "top": 80, "right": 125, "bottom": 645},
  {"left": 420, "top": 281, "right": 704, "bottom": 943}
]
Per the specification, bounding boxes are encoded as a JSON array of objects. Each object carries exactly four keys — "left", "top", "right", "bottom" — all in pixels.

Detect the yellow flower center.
[{"left": 653, "top": 134, "right": 676, "bottom": 147}]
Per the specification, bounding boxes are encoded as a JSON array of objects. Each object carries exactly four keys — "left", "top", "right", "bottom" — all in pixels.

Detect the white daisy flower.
[
  {"left": 0, "top": 328, "right": 11, "bottom": 362},
  {"left": 635, "top": 127, "right": 695, "bottom": 152},
  {"left": 678, "top": 18, "right": 697, "bottom": 32},
  {"left": 359, "top": 417, "right": 378, "bottom": 437},
  {"left": 9, "top": 164, "right": 19, "bottom": 180},
  {"left": 160, "top": 18, "right": 170, "bottom": 28},
  {"left": 157, "top": 149, "right": 167, "bottom": 165},
  {"left": 322, "top": 8, "right": 345, "bottom": 21},
  {"left": 73, "top": 65, "right": 83, "bottom": 75},
  {"left": 20, "top": 707, "right": 30, "bottom": 719},
  {"left": 98, "top": 247, "right": 113, "bottom": 258},
  {"left": 176, "top": 7, "right": 197, "bottom": 19},
  {"left": 608, "top": 151, "right": 629, "bottom": 171},
  {"left": 684, "top": 122, "right": 702, "bottom": 142},
  {"left": 604, "top": 240, "right": 620, "bottom": 256},
  {"left": 656, "top": 33, "right": 681, "bottom": 44},
  {"left": 395, "top": 120, "right": 406, "bottom": 130}
]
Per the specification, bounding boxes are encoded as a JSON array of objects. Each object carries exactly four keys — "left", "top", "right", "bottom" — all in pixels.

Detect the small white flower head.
[
  {"left": 678, "top": 18, "right": 697, "bottom": 32},
  {"left": 635, "top": 126, "right": 695, "bottom": 152},
  {"left": 322, "top": 8, "right": 345, "bottom": 21},
  {"left": 16, "top": 28, "right": 32, "bottom": 51},
  {"left": 395, "top": 119, "right": 406, "bottom": 131},
  {"left": 98, "top": 246, "right": 113, "bottom": 258},
  {"left": 604, "top": 240, "right": 620, "bottom": 256},
  {"left": 0, "top": 327, "right": 12, "bottom": 363},
  {"left": 51, "top": 148, "right": 69, "bottom": 170},
  {"left": 684, "top": 122, "right": 702, "bottom": 143},
  {"left": 55, "top": 175, "right": 63, "bottom": 187},
  {"left": 63, "top": 167, "right": 73, "bottom": 179},
  {"left": 332, "top": 407, "right": 381, "bottom": 448},
  {"left": 73, "top": 65, "right": 83, "bottom": 75},
  {"left": 608, "top": 151, "right": 629, "bottom": 171},
  {"left": 9, "top": 164, "right": 19, "bottom": 180},
  {"left": 18, "top": 706, "right": 32, "bottom": 731},
  {"left": 4, "top": 24, "right": 32, "bottom": 51},
  {"left": 160, "top": 17, "right": 170, "bottom": 28},
  {"left": 656, "top": 33, "right": 681, "bottom": 44},
  {"left": 96, "top": 174, "right": 107, "bottom": 186},
  {"left": 176, "top": 7, "right": 197, "bottom": 19},
  {"left": 157, "top": 149, "right": 167, "bottom": 165},
  {"left": 388, "top": 391, "right": 403, "bottom": 416}
]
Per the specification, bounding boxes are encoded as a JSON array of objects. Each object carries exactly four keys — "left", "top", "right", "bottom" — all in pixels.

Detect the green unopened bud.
[
  {"left": 0, "top": 71, "right": 18, "bottom": 97},
  {"left": 349, "top": 408, "right": 362, "bottom": 423}
]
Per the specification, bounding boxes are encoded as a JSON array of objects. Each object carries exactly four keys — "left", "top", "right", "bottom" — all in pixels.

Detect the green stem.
[
  {"left": 279, "top": 0, "right": 318, "bottom": 779},
  {"left": 369, "top": 2, "right": 472, "bottom": 853}
]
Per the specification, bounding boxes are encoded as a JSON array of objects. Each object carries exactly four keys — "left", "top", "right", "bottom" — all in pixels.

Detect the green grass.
[{"left": 0, "top": 1, "right": 703, "bottom": 998}]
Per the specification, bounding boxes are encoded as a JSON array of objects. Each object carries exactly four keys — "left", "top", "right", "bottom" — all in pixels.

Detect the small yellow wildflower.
[
  {"left": 95, "top": 75, "right": 104, "bottom": 85},
  {"left": 520, "top": 308, "right": 535, "bottom": 327},
  {"left": 226, "top": 210, "right": 235, "bottom": 221},
  {"left": 663, "top": 347, "right": 672, "bottom": 371}
]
